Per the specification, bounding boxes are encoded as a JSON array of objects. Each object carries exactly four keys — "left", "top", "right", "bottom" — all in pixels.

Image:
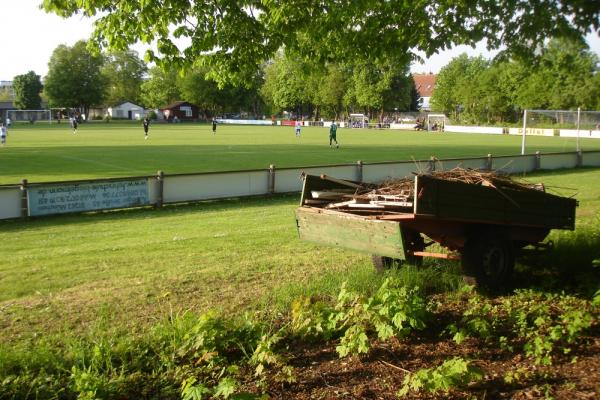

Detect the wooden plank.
[
  {"left": 371, "top": 201, "right": 413, "bottom": 207},
  {"left": 320, "top": 174, "right": 362, "bottom": 189},
  {"left": 326, "top": 199, "right": 357, "bottom": 208},
  {"left": 304, "top": 199, "right": 330, "bottom": 205},
  {"left": 311, "top": 190, "right": 352, "bottom": 199},
  {"left": 369, "top": 214, "right": 416, "bottom": 220},
  {"left": 410, "top": 251, "right": 461, "bottom": 260},
  {"left": 347, "top": 203, "right": 385, "bottom": 209}
]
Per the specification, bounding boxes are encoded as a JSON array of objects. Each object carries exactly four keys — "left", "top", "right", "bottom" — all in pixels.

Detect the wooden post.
[
  {"left": 20, "top": 179, "right": 28, "bottom": 218},
  {"left": 268, "top": 164, "right": 275, "bottom": 194},
  {"left": 486, "top": 153, "right": 493, "bottom": 171},
  {"left": 535, "top": 151, "right": 541, "bottom": 170},
  {"left": 156, "top": 171, "right": 164, "bottom": 207},
  {"left": 428, "top": 156, "right": 436, "bottom": 173},
  {"left": 356, "top": 160, "right": 363, "bottom": 182}
]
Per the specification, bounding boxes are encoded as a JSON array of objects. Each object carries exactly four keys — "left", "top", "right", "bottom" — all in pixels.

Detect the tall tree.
[
  {"left": 311, "top": 64, "right": 348, "bottom": 120},
  {"left": 346, "top": 59, "right": 415, "bottom": 120},
  {"left": 430, "top": 54, "right": 489, "bottom": 121},
  {"left": 44, "top": 41, "right": 106, "bottom": 118},
  {"left": 260, "top": 52, "right": 312, "bottom": 116},
  {"left": 13, "top": 71, "right": 43, "bottom": 109},
  {"left": 42, "top": 0, "right": 599, "bottom": 86},
  {"left": 102, "top": 50, "right": 147, "bottom": 106},
  {"left": 139, "top": 66, "right": 181, "bottom": 109}
]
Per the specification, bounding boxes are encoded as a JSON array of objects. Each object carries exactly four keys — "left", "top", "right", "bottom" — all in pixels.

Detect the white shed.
[{"left": 107, "top": 101, "right": 145, "bottom": 120}]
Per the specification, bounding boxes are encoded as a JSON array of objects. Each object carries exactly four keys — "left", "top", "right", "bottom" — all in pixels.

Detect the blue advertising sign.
[{"left": 28, "top": 179, "right": 149, "bottom": 216}]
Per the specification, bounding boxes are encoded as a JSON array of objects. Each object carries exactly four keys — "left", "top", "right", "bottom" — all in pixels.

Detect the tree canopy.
[
  {"left": 41, "top": 0, "right": 600, "bottom": 86},
  {"left": 430, "top": 38, "right": 600, "bottom": 124},
  {"left": 13, "top": 71, "right": 43, "bottom": 110},
  {"left": 44, "top": 40, "right": 106, "bottom": 117},
  {"left": 102, "top": 50, "right": 147, "bottom": 106}
]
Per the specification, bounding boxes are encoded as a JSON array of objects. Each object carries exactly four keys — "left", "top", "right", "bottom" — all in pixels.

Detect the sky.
[{"left": 1, "top": 0, "right": 599, "bottom": 81}]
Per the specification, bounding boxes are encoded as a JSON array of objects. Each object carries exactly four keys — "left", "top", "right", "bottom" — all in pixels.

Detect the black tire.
[
  {"left": 371, "top": 255, "right": 401, "bottom": 273},
  {"left": 403, "top": 230, "right": 425, "bottom": 267},
  {"left": 371, "top": 231, "right": 425, "bottom": 273},
  {"left": 461, "top": 234, "right": 515, "bottom": 291}
]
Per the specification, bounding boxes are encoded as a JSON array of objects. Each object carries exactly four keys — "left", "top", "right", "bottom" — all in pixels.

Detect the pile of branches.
[{"left": 308, "top": 168, "right": 542, "bottom": 214}]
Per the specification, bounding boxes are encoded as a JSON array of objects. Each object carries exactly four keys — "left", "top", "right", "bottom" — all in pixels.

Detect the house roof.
[
  {"left": 162, "top": 101, "right": 197, "bottom": 110},
  {"left": 413, "top": 73, "right": 437, "bottom": 97},
  {"left": 112, "top": 101, "right": 143, "bottom": 108}
]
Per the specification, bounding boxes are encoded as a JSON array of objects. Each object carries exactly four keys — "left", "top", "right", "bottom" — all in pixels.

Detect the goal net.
[
  {"left": 426, "top": 113, "right": 446, "bottom": 132},
  {"left": 518, "top": 109, "right": 600, "bottom": 153},
  {"left": 349, "top": 113, "right": 367, "bottom": 128},
  {"left": 6, "top": 109, "right": 52, "bottom": 124}
]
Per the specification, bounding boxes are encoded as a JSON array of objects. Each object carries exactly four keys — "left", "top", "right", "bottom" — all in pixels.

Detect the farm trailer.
[{"left": 295, "top": 173, "right": 577, "bottom": 289}]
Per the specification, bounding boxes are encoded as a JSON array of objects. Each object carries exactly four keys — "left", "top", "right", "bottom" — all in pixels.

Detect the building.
[
  {"left": 161, "top": 101, "right": 200, "bottom": 121},
  {"left": 412, "top": 73, "right": 437, "bottom": 111},
  {"left": 107, "top": 101, "right": 146, "bottom": 120}
]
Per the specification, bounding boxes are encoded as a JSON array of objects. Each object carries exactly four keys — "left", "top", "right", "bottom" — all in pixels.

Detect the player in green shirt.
[{"left": 329, "top": 121, "right": 339, "bottom": 148}]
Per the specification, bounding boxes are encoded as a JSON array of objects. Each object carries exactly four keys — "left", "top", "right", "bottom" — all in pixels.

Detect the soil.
[{"left": 238, "top": 299, "right": 600, "bottom": 400}]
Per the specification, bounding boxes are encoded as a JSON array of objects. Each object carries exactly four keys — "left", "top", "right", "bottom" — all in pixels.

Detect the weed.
[{"left": 397, "top": 357, "right": 483, "bottom": 397}]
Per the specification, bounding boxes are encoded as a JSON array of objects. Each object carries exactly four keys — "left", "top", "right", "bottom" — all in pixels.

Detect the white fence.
[{"left": 1, "top": 151, "right": 599, "bottom": 220}]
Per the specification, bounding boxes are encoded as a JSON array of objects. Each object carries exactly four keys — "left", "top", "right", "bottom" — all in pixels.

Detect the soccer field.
[{"left": 1, "top": 121, "right": 599, "bottom": 184}]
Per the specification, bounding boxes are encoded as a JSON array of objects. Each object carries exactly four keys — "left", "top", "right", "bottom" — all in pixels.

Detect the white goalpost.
[
  {"left": 520, "top": 109, "right": 600, "bottom": 154},
  {"left": 6, "top": 109, "right": 52, "bottom": 124},
  {"left": 426, "top": 113, "right": 446, "bottom": 132}
]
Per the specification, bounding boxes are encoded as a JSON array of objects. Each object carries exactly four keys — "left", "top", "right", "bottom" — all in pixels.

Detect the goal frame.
[{"left": 6, "top": 109, "right": 52, "bottom": 124}]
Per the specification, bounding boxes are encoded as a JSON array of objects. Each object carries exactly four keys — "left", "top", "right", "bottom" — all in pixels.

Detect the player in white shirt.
[{"left": 295, "top": 120, "right": 302, "bottom": 137}]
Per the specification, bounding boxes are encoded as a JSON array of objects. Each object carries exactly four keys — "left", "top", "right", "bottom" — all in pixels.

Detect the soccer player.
[
  {"left": 212, "top": 118, "right": 217, "bottom": 134},
  {"left": 143, "top": 117, "right": 150, "bottom": 139},
  {"left": 329, "top": 121, "right": 339, "bottom": 148},
  {"left": 0, "top": 123, "right": 6, "bottom": 146},
  {"left": 295, "top": 120, "right": 301, "bottom": 137},
  {"left": 70, "top": 116, "right": 78, "bottom": 134}
]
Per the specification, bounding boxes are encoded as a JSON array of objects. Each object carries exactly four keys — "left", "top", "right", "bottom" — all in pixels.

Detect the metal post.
[
  {"left": 576, "top": 107, "right": 581, "bottom": 152},
  {"left": 521, "top": 109, "right": 527, "bottom": 155},
  {"left": 156, "top": 171, "right": 164, "bottom": 207},
  {"left": 535, "top": 151, "right": 541, "bottom": 170},
  {"left": 576, "top": 150, "right": 583, "bottom": 167},
  {"left": 486, "top": 154, "right": 493, "bottom": 171},
  {"left": 268, "top": 164, "right": 276, "bottom": 194},
  {"left": 356, "top": 160, "right": 363, "bottom": 182},
  {"left": 20, "top": 179, "right": 28, "bottom": 218}
]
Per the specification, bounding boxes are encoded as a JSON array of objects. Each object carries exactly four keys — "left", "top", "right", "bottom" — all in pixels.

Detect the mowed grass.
[
  {"left": 2, "top": 121, "right": 600, "bottom": 184},
  {"left": 1, "top": 166, "right": 599, "bottom": 344}
]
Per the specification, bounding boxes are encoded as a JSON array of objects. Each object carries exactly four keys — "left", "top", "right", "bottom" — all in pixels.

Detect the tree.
[
  {"left": 260, "top": 52, "right": 312, "bottom": 116},
  {"left": 41, "top": 0, "right": 600, "bottom": 86},
  {"left": 13, "top": 71, "right": 44, "bottom": 109},
  {"left": 430, "top": 54, "right": 489, "bottom": 121},
  {"left": 44, "top": 40, "right": 106, "bottom": 118},
  {"left": 102, "top": 50, "right": 147, "bottom": 106},
  {"left": 139, "top": 66, "right": 182, "bottom": 109},
  {"left": 311, "top": 64, "right": 348, "bottom": 120}
]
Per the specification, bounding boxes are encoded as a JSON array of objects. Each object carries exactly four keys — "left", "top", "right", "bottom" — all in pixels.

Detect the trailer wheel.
[
  {"left": 404, "top": 231, "right": 425, "bottom": 267},
  {"left": 371, "top": 255, "right": 401, "bottom": 273},
  {"left": 461, "top": 235, "right": 515, "bottom": 290}
]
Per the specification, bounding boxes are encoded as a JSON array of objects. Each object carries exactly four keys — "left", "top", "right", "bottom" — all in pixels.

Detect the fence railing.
[{"left": 1, "top": 150, "right": 599, "bottom": 220}]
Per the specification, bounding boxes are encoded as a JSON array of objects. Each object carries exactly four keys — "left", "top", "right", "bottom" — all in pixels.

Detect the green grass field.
[
  {"left": 2, "top": 121, "right": 600, "bottom": 184},
  {"left": 1, "top": 167, "right": 598, "bottom": 345}
]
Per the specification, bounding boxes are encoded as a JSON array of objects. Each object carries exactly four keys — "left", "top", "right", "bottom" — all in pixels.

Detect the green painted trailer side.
[
  {"left": 414, "top": 175, "right": 576, "bottom": 230},
  {"left": 295, "top": 207, "right": 407, "bottom": 259}
]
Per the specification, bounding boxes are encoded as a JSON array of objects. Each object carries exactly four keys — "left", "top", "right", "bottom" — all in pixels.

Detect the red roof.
[{"left": 412, "top": 73, "right": 437, "bottom": 97}]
